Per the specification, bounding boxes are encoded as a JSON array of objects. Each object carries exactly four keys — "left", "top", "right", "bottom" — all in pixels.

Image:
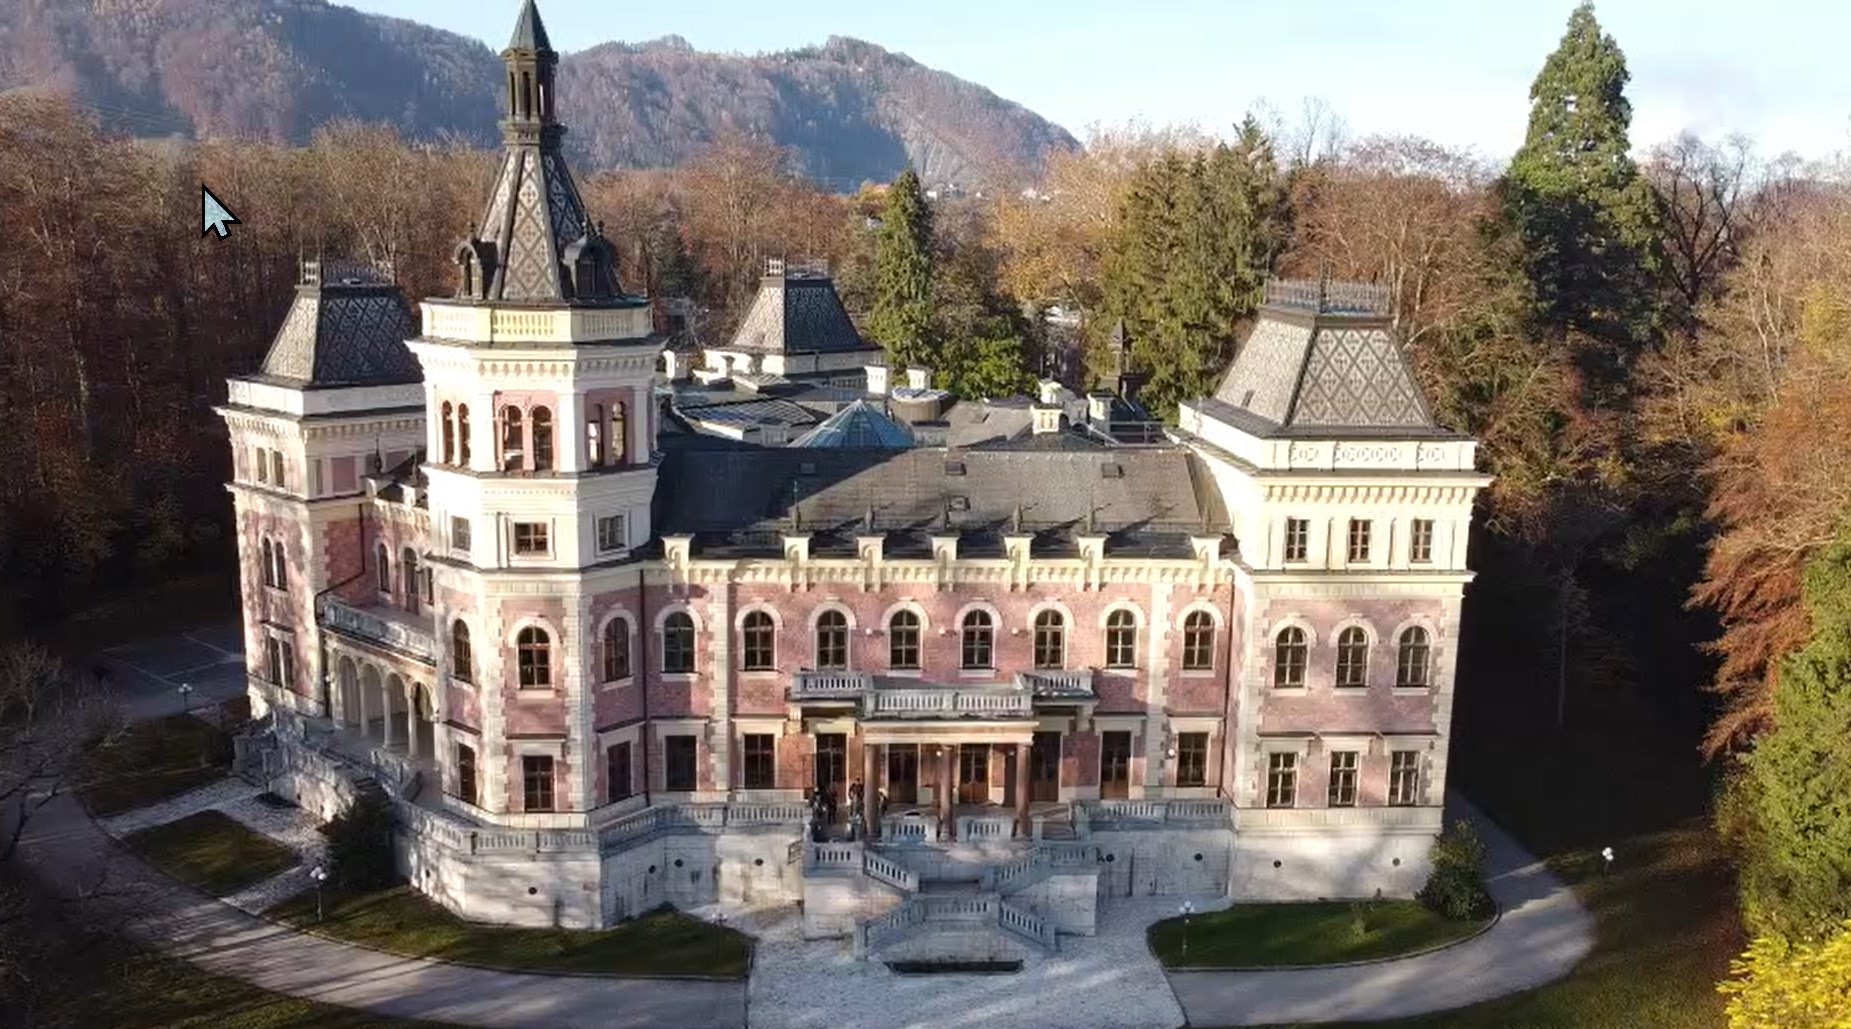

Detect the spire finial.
[{"left": 1011, "top": 504, "right": 1024, "bottom": 534}]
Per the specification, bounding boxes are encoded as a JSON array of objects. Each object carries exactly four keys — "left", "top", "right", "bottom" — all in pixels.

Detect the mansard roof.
[
  {"left": 653, "top": 442, "right": 1230, "bottom": 559},
  {"left": 254, "top": 262, "right": 421, "bottom": 389},
  {"left": 724, "top": 265, "right": 872, "bottom": 355},
  {"left": 1208, "top": 278, "right": 1446, "bottom": 440}
]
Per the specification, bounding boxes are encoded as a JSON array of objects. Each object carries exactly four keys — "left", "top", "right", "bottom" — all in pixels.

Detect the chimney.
[
  {"left": 1037, "top": 379, "right": 1064, "bottom": 405},
  {"left": 905, "top": 366, "right": 931, "bottom": 391},
  {"left": 1031, "top": 404, "right": 1065, "bottom": 435},
  {"left": 1087, "top": 392, "right": 1114, "bottom": 424},
  {"left": 865, "top": 365, "right": 890, "bottom": 396}
]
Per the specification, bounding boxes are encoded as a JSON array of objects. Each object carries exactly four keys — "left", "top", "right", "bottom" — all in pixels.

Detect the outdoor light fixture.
[
  {"left": 177, "top": 681, "right": 195, "bottom": 714},
  {"left": 1180, "top": 900, "right": 1196, "bottom": 959},
  {"left": 308, "top": 865, "right": 330, "bottom": 921}
]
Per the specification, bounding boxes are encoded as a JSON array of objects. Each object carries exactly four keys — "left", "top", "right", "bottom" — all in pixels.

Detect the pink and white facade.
[{"left": 218, "top": 2, "right": 1489, "bottom": 934}]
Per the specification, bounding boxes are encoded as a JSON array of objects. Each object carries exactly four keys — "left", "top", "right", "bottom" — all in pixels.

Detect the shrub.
[
  {"left": 324, "top": 792, "right": 397, "bottom": 892},
  {"left": 1417, "top": 819, "right": 1494, "bottom": 921},
  {"left": 1718, "top": 921, "right": 1851, "bottom": 1028}
]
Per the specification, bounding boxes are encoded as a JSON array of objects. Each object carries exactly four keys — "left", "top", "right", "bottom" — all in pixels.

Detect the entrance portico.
[{"left": 860, "top": 722, "right": 1035, "bottom": 842}]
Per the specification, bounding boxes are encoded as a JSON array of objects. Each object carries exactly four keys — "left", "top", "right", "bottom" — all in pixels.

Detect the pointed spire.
[{"left": 508, "top": 0, "right": 553, "bottom": 53}]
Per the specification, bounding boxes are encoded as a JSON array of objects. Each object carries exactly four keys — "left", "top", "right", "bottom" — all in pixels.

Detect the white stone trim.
[
  {"left": 509, "top": 737, "right": 569, "bottom": 758},
  {"left": 1268, "top": 614, "right": 1319, "bottom": 647},
  {"left": 807, "top": 601, "right": 858, "bottom": 631},
  {"left": 734, "top": 603, "right": 784, "bottom": 631},
  {"left": 1092, "top": 714, "right": 1146, "bottom": 732},
  {"left": 1097, "top": 599, "right": 1145, "bottom": 629},
  {"left": 951, "top": 599, "right": 1002, "bottom": 632},
  {"left": 878, "top": 599, "right": 930, "bottom": 634},
  {"left": 1176, "top": 599, "right": 1225, "bottom": 630}
]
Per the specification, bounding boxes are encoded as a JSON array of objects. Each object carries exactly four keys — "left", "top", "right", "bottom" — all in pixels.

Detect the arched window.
[
  {"left": 1181, "top": 611, "right": 1215, "bottom": 671},
  {"left": 530, "top": 407, "right": 554, "bottom": 471},
  {"left": 602, "top": 617, "right": 631, "bottom": 682},
  {"left": 1033, "top": 610, "right": 1066, "bottom": 670},
  {"left": 375, "top": 543, "right": 391, "bottom": 595},
  {"left": 516, "top": 626, "right": 552, "bottom": 688},
  {"left": 259, "top": 538, "right": 275, "bottom": 588},
  {"left": 662, "top": 612, "right": 696, "bottom": 673},
  {"left": 273, "top": 540, "right": 287, "bottom": 590},
  {"left": 451, "top": 620, "right": 473, "bottom": 684},
  {"left": 402, "top": 548, "right": 420, "bottom": 614},
  {"left": 815, "top": 610, "right": 848, "bottom": 670},
  {"left": 1335, "top": 627, "right": 1370, "bottom": 689},
  {"left": 456, "top": 404, "right": 472, "bottom": 465},
  {"left": 586, "top": 403, "right": 605, "bottom": 468},
  {"left": 500, "top": 406, "right": 524, "bottom": 471},
  {"left": 1104, "top": 609, "right": 1138, "bottom": 669},
  {"left": 610, "top": 402, "right": 629, "bottom": 466},
  {"left": 960, "top": 610, "right": 993, "bottom": 670},
  {"left": 888, "top": 610, "right": 921, "bottom": 670},
  {"left": 1273, "top": 627, "right": 1307, "bottom": 688},
  {"left": 741, "top": 610, "right": 775, "bottom": 671},
  {"left": 440, "top": 401, "right": 455, "bottom": 464},
  {"left": 1397, "top": 627, "right": 1432, "bottom": 688}
]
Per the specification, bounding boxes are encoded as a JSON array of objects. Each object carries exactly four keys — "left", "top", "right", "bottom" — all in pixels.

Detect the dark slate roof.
[
  {"left": 791, "top": 400, "right": 914, "bottom": 448},
  {"left": 654, "top": 443, "right": 1230, "bottom": 559},
  {"left": 1209, "top": 278, "right": 1446, "bottom": 439},
  {"left": 725, "top": 271, "right": 875, "bottom": 355},
  {"left": 255, "top": 270, "right": 421, "bottom": 389},
  {"left": 507, "top": 0, "right": 553, "bottom": 52}
]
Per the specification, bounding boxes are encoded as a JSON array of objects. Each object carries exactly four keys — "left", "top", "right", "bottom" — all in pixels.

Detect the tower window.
[
  {"left": 530, "top": 406, "right": 554, "bottom": 471},
  {"left": 456, "top": 404, "right": 472, "bottom": 465},
  {"left": 440, "top": 401, "right": 455, "bottom": 464},
  {"left": 587, "top": 403, "right": 605, "bottom": 468},
  {"left": 662, "top": 612, "right": 696, "bottom": 673},
  {"left": 500, "top": 406, "right": 524, "bottom": 471}
]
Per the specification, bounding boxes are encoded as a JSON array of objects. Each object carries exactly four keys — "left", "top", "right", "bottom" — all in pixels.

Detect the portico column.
[
  {"left": 1015, "top": 742, "right": 1031, "bottom": 839},
  {"left": 404, "top": 683, "right": 420, "bottom": 759},
  {"left": 358, "top": 679, "right": 372, "bottom": 740},
  {"left": 862, "top": 740, "right": 880, "bottom": 842},
  {"left": 940, "top": 744, "right": 956, "bottom": 841},
  {"left": 382, "top": 686, "right": 398, "bottom": 749}
]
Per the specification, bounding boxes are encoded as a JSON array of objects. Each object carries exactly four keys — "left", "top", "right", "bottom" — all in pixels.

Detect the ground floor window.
[
  {"left": 607, "top": 741, "right": 632, "bottom": 803},
  {"left": 1328, "top": 750, "right": 1358, "bottom": 807},
  {"left": 1175, "top": 732, "right": 1208, "bottom": 787},
  {"left": 1389, "top": 750, "right": 1422, "bottom": 806},
  {"left": 665, "top": 734, "right": 698, "bottom": 792},
  {"left": 1266, "top": 752, "right": 1298, "bottom": 808},
  {"left": 522, "top": 755, "right": 555, "bottom": 812},
  {"left": 456, "top": 744, "right": 477, "bottom": 806},
  {"left": 742, "top": 734, "right": 775, "bottom": 790}
]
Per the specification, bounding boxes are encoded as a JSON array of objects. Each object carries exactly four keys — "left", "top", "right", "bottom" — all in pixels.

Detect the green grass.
[
  {"left": 267, "top": 886, "right": 752, "bottom": 979},
  {"left": 1149, "top": 899, "right": 1491, "bottom": 968},
  {"left": 124, "top": 810, "right": 300, "bottom": 897},
  {"left": 80, "top": 713, "right": 231, "bottom": 816}
]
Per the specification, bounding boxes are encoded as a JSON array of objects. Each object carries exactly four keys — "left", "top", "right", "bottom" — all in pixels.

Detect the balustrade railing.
[
  {"left": 318, "top": 596, "right": 435, "bottom": 662},
  {"left": 862, "top": 850, "right": 919, "bottom": 893},
  {"left": 998, "top": 898, "right": 1057, "bottom": 951},
  {"left": 1081, "top": 797, "right": 1232, "bottom": 828},
  {"left": 1015, "top": 669, "right": 1096, "bottom": 699},
  {"left": 789, "top": 671, "right": 872, "bottom": 700},
  {"left": 868, "top": 689, "right": 1032, "bottom": 718}
]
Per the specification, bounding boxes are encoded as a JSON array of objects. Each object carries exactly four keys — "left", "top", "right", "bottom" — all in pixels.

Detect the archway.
[
  {"left": 384, "top": 672, "right": 407, "bottom": 752},
  {"left": 411, "top": 682, "right": 436, "bottom": 760},
  {"left": 359, "top": 664, "right": 385, "bottom": 742},
  {"left": 338, "top": 656, "right": 361, "bottom": 731}
]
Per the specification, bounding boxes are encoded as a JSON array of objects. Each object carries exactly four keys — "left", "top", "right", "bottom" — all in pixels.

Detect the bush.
[
  {"left": 1718, "top": 921, "right": 1851, "bottom": 1028},
  {"left": 1417, "top": 819, "right": 1494, "bottom": 921},
  {"left": 324, "top": 792, "right": 397, "bottom": 892}
]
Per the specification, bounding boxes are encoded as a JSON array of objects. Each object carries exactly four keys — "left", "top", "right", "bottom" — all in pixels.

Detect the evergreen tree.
[
  {"left": 1499, "top": 2, "right": 1661, "bottom": 363},
  {"left": 1723, "top": 535, "right": 1851, "bottom": 943},
  {"left": 867, "top": 169, "right": 936, "bottom": 368}
]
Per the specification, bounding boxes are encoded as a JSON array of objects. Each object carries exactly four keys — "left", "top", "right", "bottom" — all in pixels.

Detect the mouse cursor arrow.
[{"left": 202, "top": 185, "right": 239, "bottom": 240}]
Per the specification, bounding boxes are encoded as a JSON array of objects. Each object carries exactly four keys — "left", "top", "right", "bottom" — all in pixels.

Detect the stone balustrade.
[
  {"left": 1080, "top": 797, "right": 1233, "bottom": 829},
  {"left": 867, "top": 688, "right": 1032, "bottom": 718},
  {"left": 318, "top": 596, "right": 436, "bottom": 662},
  {"left": 862, "top": 849, "right": 919, "bottom": 892},
  {"left": 789, "top": 670, "right": 873, "bottom": 700},
  {"left": 882, "top": 813, "right": 937, "bottom": 842}
]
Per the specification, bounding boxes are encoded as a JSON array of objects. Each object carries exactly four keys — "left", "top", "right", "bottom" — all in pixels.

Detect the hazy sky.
[{"left": 344, "top": 0, "right": 1849, "bottom": 162}]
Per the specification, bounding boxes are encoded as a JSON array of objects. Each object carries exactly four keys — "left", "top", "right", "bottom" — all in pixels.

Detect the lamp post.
[
  {"left": 308, "top": 865, "right": 329, "bottom": 921},
  {"left": 1180, "top": 900, "right": 1195, "bottom": 960},
  {"left": 177, "top": 681, "right": 195, "bottom": 715}
]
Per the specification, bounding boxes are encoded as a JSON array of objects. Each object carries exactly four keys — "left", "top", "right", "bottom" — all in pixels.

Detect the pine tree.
[
  {"left": 867, "top": 169, "right": 936, "bottom": 369},
  {"left": 1500, "top": 2, "right": 1661, "bottom": 361}
]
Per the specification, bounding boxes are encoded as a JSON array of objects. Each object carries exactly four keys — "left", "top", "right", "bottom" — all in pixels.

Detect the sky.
[{"left": 343, "top": 0, "right": 1850, "bottom": 163}]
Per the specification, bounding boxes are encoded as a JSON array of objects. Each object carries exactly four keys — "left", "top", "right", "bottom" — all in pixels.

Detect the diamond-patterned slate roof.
[
  {"left": 1209, "top": 282, "right": 1439, "bottom": 438},
  {"left": 257, "top": 279, "right": 421, "bottom": 389},
  {"left": 725, "top": 272, "right": 875, "bottom": 356}
]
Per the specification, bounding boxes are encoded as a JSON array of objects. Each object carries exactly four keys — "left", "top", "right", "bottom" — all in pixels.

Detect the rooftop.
[{"left": 247, "top": 260, "right": 421, "bottom": 390}]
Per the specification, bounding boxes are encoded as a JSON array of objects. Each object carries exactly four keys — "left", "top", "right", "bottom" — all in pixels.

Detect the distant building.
[{"left": 219, "top": 0, "right": 1490, "bottom": 957}]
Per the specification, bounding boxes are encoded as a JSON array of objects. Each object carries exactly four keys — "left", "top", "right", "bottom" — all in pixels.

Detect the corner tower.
[{"left": 408, "top": 0, "right": 661, "bottom": 818}]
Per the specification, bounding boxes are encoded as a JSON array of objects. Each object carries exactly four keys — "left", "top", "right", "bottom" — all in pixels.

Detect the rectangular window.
[
  {"left": 742, "top": 734, "right": 775, "bottom": 790},
  {"left": 457, "top": 745, "right": 478, "bottom": 806},
  {"left": 1328, "top": 751, "right": 1359, "bottom": 807},
  {"left": 665, "top": 735, "right": 698, "bottom": 792},
  {"left": 1347, "top": 519, "right": 1372, "bottom": 562},
  {"left": 1175, "top": 732, "right": 1208, "bottom": 788},
  {"left": 1410, "top": 519, "right": 1435, "bottom": 564},
  {"left": 280, "top": 640, "right": 296, "bottom": 689},
  {"left": 1283, "top": 518, "right": 1309, "bottom": 562},
  {"left": 1389, "top": 751, "right": 1422, "bottom": 806},
  {"left": 253, "top": 447, "right": 268, "bottom": 484},
  {"left": 512, "top": 522, "right": 550, "bottom": 556},
  {"left": 596, "top": 515, "right": 626, "bottom": 554},
  {"left": 607, "top": 742, "right": 632, "bottom": 803},
  {"left": 270, "top": 450, "right": 286, "bottom": 488},
  {"left": 310, "top": 459, "right": 324, "bottom": 498},
  {"left": 264, "top": 637, "right": 281, "bottom": 684},
  {"left": 522, "top": 755, "right": 555, "bottom": 812},
  {"left": 451, "top": 516, "right": 472, "bottom": 552},
  {"left": 1265, "top": 752, "right": 1298, "bottom": 808},
  {"left": 330, "top": 456, "right": 359, "bottom": 494}
]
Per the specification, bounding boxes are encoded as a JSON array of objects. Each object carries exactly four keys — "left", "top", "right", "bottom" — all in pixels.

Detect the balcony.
[
  {"left": 789, "top": 670, "right": 873, "bottom": 701},
  {"left": 1015, "top": 669, "right": 1096, "bottom": 700},
  {"left": 866, "top": 687, "right": 1032, "bottom": 720},
  {"left": 788, "top": 669, "right": 1092, "bottom": 719},
  {"left": 318, "top": 596, "right": 436, "bottom": 663}
]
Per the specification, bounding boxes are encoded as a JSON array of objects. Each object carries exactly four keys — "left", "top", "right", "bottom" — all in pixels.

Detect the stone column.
[
  {"left": 862, "top": 740, "right": 880, "bottom": 842},
  {"left": 1015, "top": 742, "right": 1032, "bottom": 839},
  {"left": 404, "top": 683, "right": 420, "bottom": 759},
  {"left": 940, "top": 744, "right": 956, "bottom": 842},
  {"left": 358, "top": 681, "right": 372, "bottom": 741},
  {"left": 382, "top": 687, "right": 398, "bottom": 750}
]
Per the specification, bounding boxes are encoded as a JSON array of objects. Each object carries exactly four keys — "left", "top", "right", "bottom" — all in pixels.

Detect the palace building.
[{"left": 221, "top": 1, "right": 1489, "bottom": 946}]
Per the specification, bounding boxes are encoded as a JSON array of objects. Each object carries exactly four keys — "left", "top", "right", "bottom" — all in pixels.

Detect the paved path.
[
  {"left": 17, "top": 788, "right": 746, "bottom": 1029},
  {"left": 1165, "top": 802, "right": 1596, "bottom": 1026}
]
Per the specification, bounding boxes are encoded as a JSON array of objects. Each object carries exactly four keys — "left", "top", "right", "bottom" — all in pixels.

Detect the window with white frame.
[
  {"left": 522, "top": 755, "right": 555, "bottom": 811},
  {"left": 516, "top": 627, "right": 552, "bottom": 688},
  {"left": 888, "top": 610, "right": 921, "bottom": 670},
  {"left": 1328, "top": 750, "right": 1359, "bottom": 807},
  {"left": 1181, "top": 611, "right": 1215, "bottom": 671},
  {"left": 601, "top": 617, "right": 632, "bottom": 682},
  {"left": 596, "top": 514, "right": 627, "bottom": 554},
  {"left": 1032, "top": 609, "right": 1066, "bottom": 669},
  {"left": 1104, "top": 609, "right": 1137, "bottom": 669},
  {"left": 815, "top": 610, "right": 849, "bottom": 670},
  {"left": 1265, "top": 752, "right": 1298, "bottom": 808},
  {"left": 451, "top": 516, "right": 472, "bottom": 552},
  {"left": 1410, "top": 518, "right": 1435, "bottom": 563},
  {"left": 1389, "top": 750, "right": 1422, "bottom": 806},
  {"left": 740, "top": 610, "right": 776, "bottom": 671},
  {"left": 512, "top": 522, "right": 549, "bottom": 556},
  {"left": 662, "top": 612, "right": 696, "bottom": 673},
  {"left": 1347, "top": 518, "right": 1372, "bottom": 562},
  {"left": 1273, "top": 627, "right": 1307, "bottom": 688},
  {"left": 742, "top": 734, "right": 776, "bottom": 790},
  {"left": 1397, "top": 627, "right": 1432, "bottom": 688},
  {"left": 960, "top": 610, "right": 993, "bottom": 670},
  {"left": 1335, "top": 627, "right": 1370, "bottom": 688},
  {"left": 1175, "top": 732, "right": 1208, "bottom": 787},
  {"left": 1283, "top": 518, "right": 1309, "bottom": 562}
]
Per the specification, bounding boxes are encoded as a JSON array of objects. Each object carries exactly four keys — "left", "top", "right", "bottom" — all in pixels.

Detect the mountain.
[{"left": 0, "top": 0, "right": 1078, "bottom": 187}]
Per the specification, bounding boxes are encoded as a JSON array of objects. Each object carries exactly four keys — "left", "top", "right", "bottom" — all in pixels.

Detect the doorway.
[
  {"left": 1029, "top": 732, "right": 1062, "bottom": 802},
  {"left": 886, "top": 744, "right": 919, "bottom": 804},
  {"left": 814, "top": 733, "right": 846, "bottom": 812},
  {"left": 1100, "top": 731, "right": 1132, "bottom": 800},
  {"left": 957, "top": 744, "right": 990, "bottom": 804}
]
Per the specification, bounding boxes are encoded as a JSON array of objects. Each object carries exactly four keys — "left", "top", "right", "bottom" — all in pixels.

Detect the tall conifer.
[{"left": 868, "top": 168, "right": 936, "bottom": 368}]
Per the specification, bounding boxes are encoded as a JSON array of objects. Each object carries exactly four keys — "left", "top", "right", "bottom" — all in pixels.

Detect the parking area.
[{"left": 97, "top": 621, "right": 248, "bottom": 721}]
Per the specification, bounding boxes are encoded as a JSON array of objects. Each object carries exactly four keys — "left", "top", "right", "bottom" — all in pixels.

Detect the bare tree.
[
  {"left": 1646, "top": 132, "right": 1756, "bottom": 328},
  {"left": 0, "top": 643, "right": 119, "bottom": 864}
]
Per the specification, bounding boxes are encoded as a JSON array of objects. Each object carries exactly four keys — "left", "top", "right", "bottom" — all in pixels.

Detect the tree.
[
  {"left": 1646, "top": 133, "right": 1755, "bottom": 335},
  {"left": 325, "top": 791, "right": 397, "bottom": 893},
  {"left": 868, "top": 168, "right": 936, "bottom": 369},
  {"left": 1498, "top": 2, "right": 1662, "bottom": 373},
  {"left": 1721, "top": 535, "right": 1851, "bottom": 943},
  {"left": 1416, "top": 819, "right": 1494, "bottom": 921},
  {"left": 0, "top": 643, "right": 118, "bottom": 863},
  {"left": 1718, "top": 922, "right": 1851, "bottom": 1029}
]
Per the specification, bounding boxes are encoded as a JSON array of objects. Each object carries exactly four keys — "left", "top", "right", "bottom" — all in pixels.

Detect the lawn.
[
  {"left": 268, "top": 885, "right": 752, "bottom": 979},
  {"left": 124, "top": 809, "right": 300, "bottom": 896},
  {"left": 1149, "top": 899, "right": 1491, "bottom": 968},
  {"left": 80, "top": 712, "right": 231, "bottom": 816}
]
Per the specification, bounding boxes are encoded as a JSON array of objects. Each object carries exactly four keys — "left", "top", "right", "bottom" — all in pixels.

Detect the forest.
[{"left": 1, "top": 2, "right": 1849, "bottom": 1021}]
